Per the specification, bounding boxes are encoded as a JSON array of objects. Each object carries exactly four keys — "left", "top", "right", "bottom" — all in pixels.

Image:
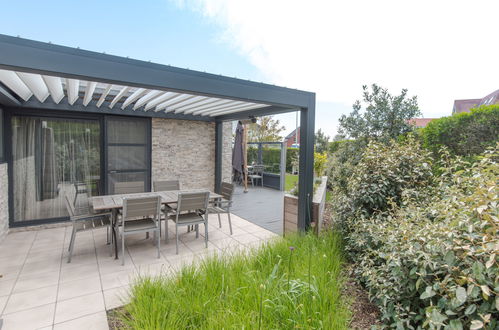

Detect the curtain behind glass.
[{"left": 12, "top": 117, "right": 100, "bottom": 222}]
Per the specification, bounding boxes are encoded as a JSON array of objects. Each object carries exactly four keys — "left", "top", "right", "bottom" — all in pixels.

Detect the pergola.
[{"left": 0, "top": 34, "right": 315, "bottom": 230}]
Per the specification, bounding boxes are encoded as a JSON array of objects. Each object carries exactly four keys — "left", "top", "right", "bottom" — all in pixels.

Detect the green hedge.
[
  {"left": 420, "top": 105, "right": 499, "bottom": 156},
  {"left": 332, "top": 140, "right": 499, "bottom": 328}
]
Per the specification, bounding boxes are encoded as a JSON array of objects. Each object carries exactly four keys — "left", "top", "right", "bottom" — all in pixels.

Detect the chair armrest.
[{"left": 71, "top": 212, "right": 112, "bottom": 222}]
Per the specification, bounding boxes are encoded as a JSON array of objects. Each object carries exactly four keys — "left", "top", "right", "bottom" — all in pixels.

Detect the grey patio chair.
[
  {"left": 153, "top": 180, "right": 180, "bottom": 241},
  {"left": 248, "top": 164, "right": 265, "bottom": 187},
  {"left": 113, "top": 181, "right": 145, "bottom": 194},
  {"left": 208, "top": 182, "right": 234, "bottom": 235},
  {"left": 169, "top": 191, "right": 210, "bottom": 254},
  {"left": 64, "top": 194, "right": 112, "bottom": 263},
  {"left": 119, "top": 196, "right": 161, "bottom": 266}
]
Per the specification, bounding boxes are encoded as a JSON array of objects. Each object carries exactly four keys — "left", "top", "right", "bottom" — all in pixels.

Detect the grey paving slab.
[{"left": 231, "top": 186, "right": 284, "bottom": 234}]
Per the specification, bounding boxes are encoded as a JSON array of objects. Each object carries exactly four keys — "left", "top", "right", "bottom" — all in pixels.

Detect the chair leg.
[
  {"left": 204, "top": 218, "right": 208, "bottom": 248},
  {"left": 165, "top": 219, "right": 169, "bottom": 243},
  {"left": 195, "top": 224, "right": 199, "bottom": 238},
  {"left": 146, "top": 232, "right": 149, "bottom": 239},
  {"left": 122, "top": 231, "right": 125, "bottom": 266},
  {"left": 157, "top": 229, "right": 160, "bottom": 259},
  {"left": 106, "top": 226, "right": 110, "bottom": 245},
  {"left": 227, "top": 212, "right": 233, "bottom": 235},
  {"left": 67, "top": 228, "right": 77, "bottom": 263},
  {"left": 175, "top": 225, "right": 179, "bottom": 255},
  {"left": 217, "top": 213, "right": 222, "bottom": 228}
]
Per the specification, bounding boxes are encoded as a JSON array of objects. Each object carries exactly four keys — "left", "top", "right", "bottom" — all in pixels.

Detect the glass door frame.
[{"left": 4, "top": 108, "right": 152, "bottom": 227}]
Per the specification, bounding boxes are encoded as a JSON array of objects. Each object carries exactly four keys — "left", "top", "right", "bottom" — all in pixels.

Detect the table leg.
[{"left": 112, "top": 209, "right": 119, "bottom": 260}]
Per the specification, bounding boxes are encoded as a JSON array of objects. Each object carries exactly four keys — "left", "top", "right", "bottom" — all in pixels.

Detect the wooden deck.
[{"left": 231, "top": 186, "right": 284, "bottom": 234}]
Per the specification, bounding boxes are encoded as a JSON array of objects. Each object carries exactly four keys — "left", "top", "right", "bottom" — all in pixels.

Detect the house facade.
[{"left": 0, "top": 34, "right": 317, "bottom": 241}]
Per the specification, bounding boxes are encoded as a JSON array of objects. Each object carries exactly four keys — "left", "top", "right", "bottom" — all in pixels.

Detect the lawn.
[
  {"left": 285, "top": 173, "right": 298, "bottom": 191},
  {"left": 118, "top": 231, "right": 351, "bottom": 329}
]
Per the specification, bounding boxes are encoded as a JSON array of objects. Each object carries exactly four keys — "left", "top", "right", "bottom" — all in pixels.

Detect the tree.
[
  {"left": 338, "top": 84, "right": 421, "bottom": 141},
  {"left": 315, "top": 129, "right": 330, "bottom": 153},
  {"left": 247, "top": 116, "right": 286, "bottom": 142}
]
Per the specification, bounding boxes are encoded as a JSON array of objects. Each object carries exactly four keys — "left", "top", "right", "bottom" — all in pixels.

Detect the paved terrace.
[
  {"left": 0, "top": 214, "right": 278, "bottom": 330},
  {"left": 231, "top": 186, "right": 284, "bottom": 235}
]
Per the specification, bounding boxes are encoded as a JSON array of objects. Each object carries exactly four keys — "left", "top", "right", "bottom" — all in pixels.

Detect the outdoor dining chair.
[
  {"left": 248, "top": 164, "right": 265, "bottom": 187},
  {"left": 64, "top": 194, "right": 112, "bottom": 263},
  {"left": 208, "top": 182, "right": 234, "bottom": 235},
  {"left": 119, "top": 196, "right": 161, "bottom": 265},
  {"left": 113, "top": 181, "right": 145, "bottom": 194},
  {"left": 169, "top": 191, "right": 210, "bottom": 254},
  {"left": 153, "top": 180, "right": 180, "bottom": 240}
]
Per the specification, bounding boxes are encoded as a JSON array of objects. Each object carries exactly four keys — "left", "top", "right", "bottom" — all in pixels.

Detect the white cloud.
[{"left": 176, "top": 0, "right": 498, "bottom": 134}]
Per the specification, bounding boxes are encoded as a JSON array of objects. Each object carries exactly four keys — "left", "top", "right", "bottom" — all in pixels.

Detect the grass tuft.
[{"left": 119, "top": 231, "right": 350, "bottom": 329}]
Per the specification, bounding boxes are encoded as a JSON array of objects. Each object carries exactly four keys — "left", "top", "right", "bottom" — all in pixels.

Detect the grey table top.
[{"left": 90, "top": 189, "right": 222, "bottom": 211}]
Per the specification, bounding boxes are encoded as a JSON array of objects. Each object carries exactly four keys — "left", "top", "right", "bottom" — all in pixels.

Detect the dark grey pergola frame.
[{"left": 0, "top": 34, "right": 316, "bottom": 231}]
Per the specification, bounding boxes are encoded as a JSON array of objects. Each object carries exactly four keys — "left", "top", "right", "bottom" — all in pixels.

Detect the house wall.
[
  {"left": 151, "top": 118, "right": 232, "bottom": 191},
  {"left": 0, "top": 163, "right": 9, "bottom": 242}
]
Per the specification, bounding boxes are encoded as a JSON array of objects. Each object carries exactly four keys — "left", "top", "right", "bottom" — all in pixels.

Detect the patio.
[
  {"left": 232, "top": 186, "right": 284, "bottom": 234},
  {"left": 0, "top": 213, "right": 277, "bottom": 329}
]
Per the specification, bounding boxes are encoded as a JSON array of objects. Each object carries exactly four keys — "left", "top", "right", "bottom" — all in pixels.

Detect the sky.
[{"left": 1, "top": 0, "right": 498, "bottom": 137}]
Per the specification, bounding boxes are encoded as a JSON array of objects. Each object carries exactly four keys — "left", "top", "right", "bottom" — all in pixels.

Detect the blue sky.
[
  {"left": 2, "top": 1, "right": 496, "bottom": 137},
  {"left": 0, "top": 0, "right": 311, "bottom": 135}
]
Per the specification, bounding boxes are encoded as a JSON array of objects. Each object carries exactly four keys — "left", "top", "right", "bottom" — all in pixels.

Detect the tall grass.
[{"left": 119, "top": 231, "right": 350, "bottom": 329}]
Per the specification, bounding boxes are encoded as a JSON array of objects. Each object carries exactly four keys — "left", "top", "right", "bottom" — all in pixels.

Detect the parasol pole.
[{"left": 242, "top": 123, "right": 249, "bottom": 193}]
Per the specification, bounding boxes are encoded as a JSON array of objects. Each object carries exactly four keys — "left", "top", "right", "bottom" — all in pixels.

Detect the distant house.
[
  {"left": 452, "top": 89, "right": 499, "bottom": 114},
  {"left": 285, "top": 127, "right": 300, "bottom": 148},
  {"left": 408, "top": 118, "right": 437, "bottom": 128}
]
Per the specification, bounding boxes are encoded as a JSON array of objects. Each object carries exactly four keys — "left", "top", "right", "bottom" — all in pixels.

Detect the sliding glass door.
[
  {"left": 11, "top": 116, "right": 101, "bottom": 223},
  {"left": 105, "top": 117, "right": 151, "bottom": 194}
]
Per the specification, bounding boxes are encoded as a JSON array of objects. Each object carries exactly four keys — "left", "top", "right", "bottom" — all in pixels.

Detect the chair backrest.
[
  {"left": 177, "top": 191, "right": 209, "bottom": 213},
  {"left": 122, "top": 196, "right": 161, "bottom": 221},
  {"left": 220, "top": 182, "right": 235, "bottom": 201},
  {"left": 153, "top": 180, "right": 180, "bottom": 192},
  {"left": 114, "top": 181, "right": 145, "bottom": 194},
  {"left": 64, "top": 193, "right": 76, "bottom": 217},
  {"left": 253, "top": 165, "right": 265, "bottom": 175}
]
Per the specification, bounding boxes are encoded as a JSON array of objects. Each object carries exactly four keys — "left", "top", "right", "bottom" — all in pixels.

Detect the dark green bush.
[
  {"left": 332, "top": 138, "right": 433, "bottom": 225},
  {"left": 334, "top": 143, "right": 499, "bottom": 329},
  {"left": 420, "top": 105, "right": 499, "bottom": 157},
  {"left": 326, "top": 139, "right": 366, "bottom": 193}
]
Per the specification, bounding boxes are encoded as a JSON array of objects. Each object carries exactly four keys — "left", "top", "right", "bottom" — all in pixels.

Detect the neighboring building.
[
  {"left": 408, "top": 118, "right": 438, "bottom": 128},
  {"left": 452, "top": 89, "right": 499, "bottom": 114},
  {"left": 453, "top": 99, "right": 481, "bottom": 114},
  {"left": 284, "top": 127, "right": 300, "bottom": 147}
]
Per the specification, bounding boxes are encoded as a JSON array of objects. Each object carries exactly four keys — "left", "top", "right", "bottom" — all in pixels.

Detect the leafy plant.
[
  {"left": 419, "top": 105, "right": 499, "bottom": 157},
  {"left": 337, "top": 145, "right": 499, "bottom": 328},
  {"left": 339, "top": 84, "right": 421, "bottom": 142},
  {"left": 314, "top": 152, "right": 328, "bottom": 177}
]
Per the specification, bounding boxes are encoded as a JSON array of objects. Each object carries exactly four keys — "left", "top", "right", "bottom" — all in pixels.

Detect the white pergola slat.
[
  {"left": 133, "top": 90, "right": 162, "bottom": 110},
  {"left": 109, "top": 86, "right": 130, "bottom": 109},
  {"left": 122, "top": 88, "right": 147, "bottom": 109},
  {"left": 16, "top": 72, "right": 49, "bottom": 102},
  {"left": 96, "top": 84, "right": 112, "bottom": 108},
  {"left": 0, "top": 69, "right": 271, "bottom": 118},
  {"left": 83, "top": 81, "right": 97, "bottom": 106},
  {"left": 66, "top": 79, "right": 80, "bottom": 105},
  {"left": 42, "top": 75, "right": 64, "bottom": 104},
  {"left": 183, "top": 99, "right": 235, "bottom": 115},
  {"left": 144, "top": 92, "right": 178, "bottom": 111},
  {"left": 0, "top": 69, "right": 33, "bottom": 101}
]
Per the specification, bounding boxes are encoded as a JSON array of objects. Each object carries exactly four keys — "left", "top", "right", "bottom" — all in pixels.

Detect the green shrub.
[
  {"left": 327, "top": 139, "right": 366, "bottom": 193},
  {"left": 119, "top": 232, "right": 351, "bottom": 329},
  {"left": 420, "top": 105, "right": 499, "bottom": 157},
  {"left": 333, "top": 138, "right": 433, "bottom": 227},
  {"left": 340, "top": 146, "right": 499, "bottom": 329}
]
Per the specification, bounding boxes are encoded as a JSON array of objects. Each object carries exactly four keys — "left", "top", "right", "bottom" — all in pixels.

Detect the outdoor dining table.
[{"left": 90, "top": 190, "right": 223, "bottom": 259}]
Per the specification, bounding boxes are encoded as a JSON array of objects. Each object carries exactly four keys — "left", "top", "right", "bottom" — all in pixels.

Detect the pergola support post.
[
  {"left": 297, "top": 95, "right": 316, "bottom": 231},
  {"left": 214, "top": 120, "right": 223, "bottom": 193}
]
